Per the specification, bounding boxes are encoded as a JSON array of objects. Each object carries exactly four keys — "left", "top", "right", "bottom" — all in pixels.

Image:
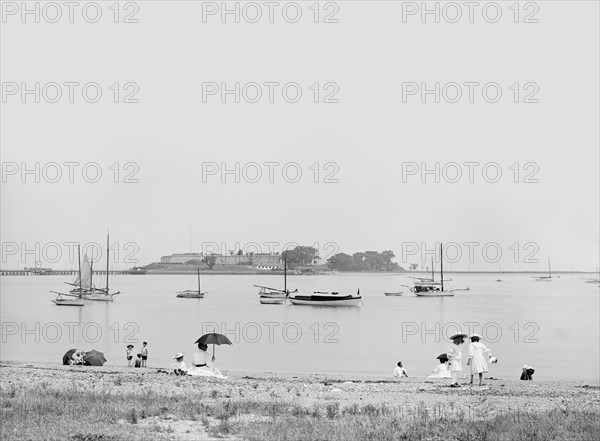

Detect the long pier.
[{"left": 0, "top": 270, "right": 141, "bottom": 276}]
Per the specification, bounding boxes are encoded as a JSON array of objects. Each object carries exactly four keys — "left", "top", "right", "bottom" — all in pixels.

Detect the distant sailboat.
[
  {"left": 255, "top": 257, "right": 296, "bottom": 304},
  {"left": 535, "top": 258, "right": 553, "bottom": 282},
  {"left": 51, "top": 245, "right": 85, "bottom": 306},
  {"left": 80, "top": 233, "right": 121, "bottom": 301},
  {"left": 176, "top": 267, "right": 208, "bottom": 298},
  {"left": 496, "top": 265, "right": 503, "bottom": 282},
  {"left": 412, "top": 244, "right": 468, "bottom": 296}
]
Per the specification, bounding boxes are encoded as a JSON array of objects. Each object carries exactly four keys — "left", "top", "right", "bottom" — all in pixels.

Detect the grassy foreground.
[{"left": 1, "top": 363, "right": 599, "bottom": 440}]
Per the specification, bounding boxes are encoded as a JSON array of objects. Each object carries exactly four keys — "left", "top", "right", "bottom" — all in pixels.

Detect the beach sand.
[{"left": 1, "top": 361, "right": 599, "bottom": 440}]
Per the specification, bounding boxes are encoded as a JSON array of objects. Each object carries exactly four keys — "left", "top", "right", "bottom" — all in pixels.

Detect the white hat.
[{"left": 172, "top": 352, "right": 184, "bottom": 359}]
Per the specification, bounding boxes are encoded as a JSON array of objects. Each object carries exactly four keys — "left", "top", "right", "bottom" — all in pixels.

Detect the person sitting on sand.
[
  {"left": 134, "top": 353, "right": 142, "bottom": 368},
  {"left": 520, "top": 365, "right": 535, "bottom": 380},
  {"left": 172, "top": 353, "right": 188, "bottom": 375},
  {"left": 428, "top": 355, "right": 451, "bottom": 379},
  {"left": 126, "top": 345, "right": 134, "bottom": 367},
  {"left": 392, "top": 361, "right": 408, "bottom": 378},
  {"left": 70, "top": 351, "right": 83, "bottom": 365},
  {"left": 189, "top": 343, "right": 224, "bottom": 377},
  {"left": 467, "top": 334, "right": 494, "bottom": 386},
  {"left": 447, "top": 333, "right": 467, "bottom": 387}
]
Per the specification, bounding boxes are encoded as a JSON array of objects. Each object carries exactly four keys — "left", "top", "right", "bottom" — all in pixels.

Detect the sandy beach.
[{"left": 1, "top": 361, "right": 598, "bottom": 440}]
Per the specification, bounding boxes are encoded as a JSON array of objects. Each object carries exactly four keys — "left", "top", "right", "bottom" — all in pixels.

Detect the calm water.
[{"left": 1, "top": 273, "right": 598, "bottom": 380}]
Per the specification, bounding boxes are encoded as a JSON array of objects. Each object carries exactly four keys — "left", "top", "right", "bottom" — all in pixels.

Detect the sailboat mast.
[
  {"left": 78, "top": 245, "right": 82, "bottom": 296},
  {"left": 90, "top": 258, "right": 93, "bottom": 288},
  {"left": 197, "top": 267, "right": 201, "bottom": 293},
  {"left": 284, "top": 256, "right": 287, "bottom": 294},
  {"left": 431, "top": 258, "right": 434, "bottom": 281},
  {"left": 106, "top": 233, "right": 109, "bottom": 291},
  {"left": 440, "top": 243, "right": 444, "bottom": 292},
  {"left": 548, "top": 258, "right": 551, "bottom": 278}
]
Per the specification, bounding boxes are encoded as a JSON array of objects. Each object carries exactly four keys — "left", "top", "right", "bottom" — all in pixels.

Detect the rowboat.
[
  {"left": 289, "top": 290, "right": 362, "bottom": 307},
  {"left": 384, "top": 291, "right": 403, "bottom": 296}
]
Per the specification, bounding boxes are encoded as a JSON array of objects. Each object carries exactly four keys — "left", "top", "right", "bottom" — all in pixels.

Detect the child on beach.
[
  {"left": 134, "top": 353, "right": 142, "bottom": 368},
  {"left": 392, "top": 361, "right": 408, "bottom": 378},
  {"left": 126, "top": 345, "right": 134, "bottom": 367},
  {"left": 172, "top": 353, "right": 188, "bottom": 375},
  {"left": 467, "top": 334, "right": 495, "bottom": 386},
  {"left": 141, "top": 342, "right": 148, "bottom": 367},
  {"left": 447, "top": 333, "right": 467, "bottom": 387}
]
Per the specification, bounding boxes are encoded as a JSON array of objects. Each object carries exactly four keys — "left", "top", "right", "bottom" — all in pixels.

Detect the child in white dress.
[
  {"left": 467, "top": 334, "right": 494, "bottom": 385},
  {"left": 447, "top": 333, "right": 466, "bottom": 387}
]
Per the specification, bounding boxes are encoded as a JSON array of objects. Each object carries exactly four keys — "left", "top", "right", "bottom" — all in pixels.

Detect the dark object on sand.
[
  {"left": 62, "top": 349, "right": 77, "bottom": 365},
  {"left": 83, "top": 350, "right": 107, "bottom": 366},
  {"left": 195, "top": 333, "right": 233, "bottom": 357},
  {"left": 520, "top": 367, "right": 535, "bottom": 380}
]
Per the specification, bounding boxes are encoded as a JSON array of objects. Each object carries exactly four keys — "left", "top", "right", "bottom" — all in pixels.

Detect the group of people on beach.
[
  {"left": 125, "top": 342, "right": 148, "bottom": 368},
  {"left": 394, "top": 333, "right": 499, "bottom": 386}
]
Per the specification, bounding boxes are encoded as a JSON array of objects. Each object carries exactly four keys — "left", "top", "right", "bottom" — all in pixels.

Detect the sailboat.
[
  {"left": 496, "top": 265, "right": 503, "bottom": 282},
  {"left": 81, "top": 233, "right": 121, "bottom": 301},
  {"left": 255, "top": 257, "right": 296, "bottom": 304},
  {"left": 413, "top": 244, "right": 454, "bottom": 297},
  {"left": 535, "top": 258, "right": 553, "bottom": 282},
  {"left": 176, "top": 267, "right": 208, "bottom": 298},
  {"left": 51, "top": 245, "right": 85, "bottom": 306}
]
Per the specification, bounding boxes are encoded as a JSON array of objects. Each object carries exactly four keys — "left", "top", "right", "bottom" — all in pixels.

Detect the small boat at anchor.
[
  {"left": 78, "top": 234, "right": 121, "bottom": 301},
  {"left": 534, "top": 258, "right": 553, "bottom": 282},
  {"left": 176, "top": 267, "right": 208, "bottom": 298},
  {"left": 255, "top": 257, "right": 296, "bottom": 304},
  {"left": 289, "top": 290, "right": 362, "bottom": 307},
  {"left": 412, "top": 244, "right": 456, "bottom": 297},
  {"left": 384, "top": 291, "right": 404, "bottom": 296},
  {"left": 51, "top": 245, "right": 85, "bottom": 306}
]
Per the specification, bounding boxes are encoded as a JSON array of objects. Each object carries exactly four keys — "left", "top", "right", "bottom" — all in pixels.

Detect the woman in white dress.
[
  {"left": 428, "top": 354, "right": 451, "bottom": 379},
  {"left": 447, "top": 333, "right": 467, "bottom": 387},
  {"left": 467, "top": 334, "right": 493, "bottom": 385},
  {"left": 189, "top": 343, "right": 225, "bottom": 378}
]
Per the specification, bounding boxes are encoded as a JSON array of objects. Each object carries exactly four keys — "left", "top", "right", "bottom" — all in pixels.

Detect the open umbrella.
[
  {"left": 436, "top": 353, "right": 448, "bottom": 360},
  {"left": 62, "top": 349, "right": 77, "bottom": 365},
  {"left": 195, "top": 333, "right": 233, "bottom": 358},
  {"left": 83, "top": 350, "right": 107, "bottom": 366}
]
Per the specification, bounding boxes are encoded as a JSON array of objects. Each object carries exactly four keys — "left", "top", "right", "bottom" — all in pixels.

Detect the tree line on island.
[{"left": 197, "top": 246, "right": 403, "bottom": 272}]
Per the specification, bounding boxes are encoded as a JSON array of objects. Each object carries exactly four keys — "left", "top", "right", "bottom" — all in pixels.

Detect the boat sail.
[
  {"left": 80, "top": 233, "right": 121, "bottom": 301},
  {"left": 255, "top": 257, "right": 296, "bottom": 304},
  {"left": 51, "top": 245, "right": 85, "bottom": 306},
  {"left": 176, "top": 267, "right": 208, "bottom": 298}
]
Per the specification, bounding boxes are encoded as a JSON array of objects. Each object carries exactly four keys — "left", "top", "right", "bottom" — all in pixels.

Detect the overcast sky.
[{"left": 1, "top": 1, "right": 598, "bottom": 272}]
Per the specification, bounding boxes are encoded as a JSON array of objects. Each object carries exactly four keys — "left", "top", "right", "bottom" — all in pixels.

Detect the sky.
[{"left": 1, "top": 1, "right": 599, "bottom": 272}]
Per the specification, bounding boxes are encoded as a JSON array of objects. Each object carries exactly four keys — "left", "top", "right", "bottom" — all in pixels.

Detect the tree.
[
  {"left": 283, "top": 246, "right": 319, "bottom": 268},
  {"left": 326, "top": 253, "right": 354, "bottom": 271},
  {"left": 381, "top": 250, "right": 395, "bottom": 271},
  {"left": 202, "top": 255, "right": 216, "bottom": 270}
]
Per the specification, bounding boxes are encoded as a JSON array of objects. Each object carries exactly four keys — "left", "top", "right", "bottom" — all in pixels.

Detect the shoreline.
[{"left": 2, "top": 361, "right": 599, "bottom": 440}]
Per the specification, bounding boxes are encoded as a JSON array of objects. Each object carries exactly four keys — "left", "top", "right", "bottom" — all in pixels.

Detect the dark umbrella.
[
  {"left": 83, "top": 350, "right": 107, "bottom": 366},
  {"left": 436, "top": 353, "right": 449, "bottom": 362},
  {"left": 62, "top": 349, "right": 77, "bottom": 365},
  {"left": 195, "top": 333, "right": 233, "bottom": 358}
]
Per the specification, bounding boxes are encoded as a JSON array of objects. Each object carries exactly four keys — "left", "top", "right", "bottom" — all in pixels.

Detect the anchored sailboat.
[
  {"left": 51, "top": 245, "right": 85, "bottom": 306},
  {"left": 535, "top": 258, "right": 553, "bottom": 282},
  {"left": 81, "top": 233, "right": 121, "bottom": 301},
  {"left": 176, "top": 267, "right": 208, "bottom": 298},
  {"left": 413, "top": 244, "right": 454, "bottom": 297},
  {"left": 255, "top": 257, "right": 296, "bottom": 304}
]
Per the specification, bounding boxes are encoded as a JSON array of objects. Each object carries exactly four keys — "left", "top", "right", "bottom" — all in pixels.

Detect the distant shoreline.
[{"left": 1, "top": 270, "right": 598, "bottom": 276}]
